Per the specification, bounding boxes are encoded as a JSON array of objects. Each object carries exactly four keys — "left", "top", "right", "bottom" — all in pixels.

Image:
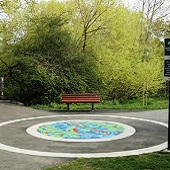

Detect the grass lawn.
[
  {"left": 44, "top": 152, "right": 170, "bottom": 170},
  {"left": 32, "top": 96, "right": 168, "bottom": 111}
]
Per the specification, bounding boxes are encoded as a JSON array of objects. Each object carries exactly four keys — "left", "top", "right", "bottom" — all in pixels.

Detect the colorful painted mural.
[{"left": 37, "top": 121, "right": 125, "bottom": 140}]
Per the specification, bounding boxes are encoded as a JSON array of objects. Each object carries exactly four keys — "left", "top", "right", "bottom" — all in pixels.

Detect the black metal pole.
[
  {"left": 67, "top": 103, "right": 70, "bottom": 111},
  {"left": 168, "top": 81, "right": 170, "bottom": 150},
  {"left": 92, "top": 103, "right": 94, "bottom": 111}
]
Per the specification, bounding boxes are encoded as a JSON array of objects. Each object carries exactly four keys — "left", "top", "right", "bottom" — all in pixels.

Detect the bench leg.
[
  {"left": 92, "top": 103, "right": 94, "bottom": 111},
  {"left": 67, "top": 103, "right": 70, "bottom": 111}
]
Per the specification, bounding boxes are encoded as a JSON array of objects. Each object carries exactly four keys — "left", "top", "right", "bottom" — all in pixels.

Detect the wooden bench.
[{"left": 61, "top": 93, "right": 100, "bottom": 111}]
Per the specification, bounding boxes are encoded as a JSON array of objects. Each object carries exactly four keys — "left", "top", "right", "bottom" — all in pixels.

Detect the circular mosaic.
[{"left": 26, "top": 120, "right": 136, "bottom": 142}]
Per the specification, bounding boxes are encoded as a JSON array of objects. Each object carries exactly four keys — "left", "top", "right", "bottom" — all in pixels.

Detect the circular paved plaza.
[{"left": 0, "top": 112, "right": 168, "bottom": 158}]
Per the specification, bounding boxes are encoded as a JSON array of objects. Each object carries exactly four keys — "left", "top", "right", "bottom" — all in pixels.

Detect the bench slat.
[
  {"left": 62, "top": 97, "right": 100, "bottom": 99},
  {"left": 62, "top": 100, "right": 100, "bottom": 103},
  {"left": 62, "top": 95, "right": 100, "bottom": 97}
]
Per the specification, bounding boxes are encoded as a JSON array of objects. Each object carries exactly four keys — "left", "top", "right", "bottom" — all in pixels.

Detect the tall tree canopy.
[{"left": 0, "top": 0, "right": 169, "bottom": 105}]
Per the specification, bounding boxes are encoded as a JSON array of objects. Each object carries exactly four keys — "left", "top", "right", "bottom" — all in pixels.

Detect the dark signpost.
[
  {"left": 164, "top": 38, "right": 170, "bottom": 150},
  {"left": 164, "top": 38, "right": 170, "bottom": 56},
  {"left": 164, "top": 60, "right": 170, "bottom": 78}
]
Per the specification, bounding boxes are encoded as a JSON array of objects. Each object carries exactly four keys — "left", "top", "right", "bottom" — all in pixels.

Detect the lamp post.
[{"left": 0, "top": 77, "right": 4, "bottom": 99}]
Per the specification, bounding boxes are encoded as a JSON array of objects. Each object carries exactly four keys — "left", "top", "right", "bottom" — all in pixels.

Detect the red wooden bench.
[{"left": 61, "top": 93, "right": 100, "bottom": 111}]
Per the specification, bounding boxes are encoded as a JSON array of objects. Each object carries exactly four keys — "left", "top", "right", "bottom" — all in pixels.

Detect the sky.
[
  {"left": 123, "top": 0, "right": 137, "bottom": 9},
  {"left": 36, "top": 0, "right": 138, "bottom": 10}
]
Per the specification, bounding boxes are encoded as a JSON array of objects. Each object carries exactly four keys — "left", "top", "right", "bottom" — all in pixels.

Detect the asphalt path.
[{"left": 0, "top": 102, "right": 168, "bottom": 170}]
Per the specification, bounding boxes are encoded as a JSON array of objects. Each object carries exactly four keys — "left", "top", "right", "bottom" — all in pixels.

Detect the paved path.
[{"left": 0, "top": 103, "right": 168, "bottom": 170}]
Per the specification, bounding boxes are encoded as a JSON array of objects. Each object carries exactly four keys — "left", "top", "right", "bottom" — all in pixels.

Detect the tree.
[
  {"left": 92, "top": 4, "right": 164, "bottom": 101},
  {"left": 66, "top": 0, "right": 116, "bottom": 51},
  {"left": 133, "top": 0, "right": 170, "bottom": 104},
  {"left": 1, "top": 0, "right": 168, "bottom": 104},
  {"left": 0, "top": 0, "right": 104, "bottom": 104}
]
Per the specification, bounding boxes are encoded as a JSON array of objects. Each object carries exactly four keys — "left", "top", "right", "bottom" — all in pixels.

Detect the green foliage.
[
  {"left": 0, "top": 0, "right": 168, "bottom": 105},
  {"left": 92, "top": 5, "right": 164, "bottom": 100},
  {"left": 1, "top": 0, "right": 104, "bottom": 105}
]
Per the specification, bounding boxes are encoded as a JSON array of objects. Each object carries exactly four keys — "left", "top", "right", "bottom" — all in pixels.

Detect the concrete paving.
[{"left": 0, "top": 102, "right": 169, "bottom": 170}]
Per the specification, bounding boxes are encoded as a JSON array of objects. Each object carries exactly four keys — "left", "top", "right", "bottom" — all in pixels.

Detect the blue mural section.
[{"left": 37, "top": 121, "right": 125, "bottom": 140}]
